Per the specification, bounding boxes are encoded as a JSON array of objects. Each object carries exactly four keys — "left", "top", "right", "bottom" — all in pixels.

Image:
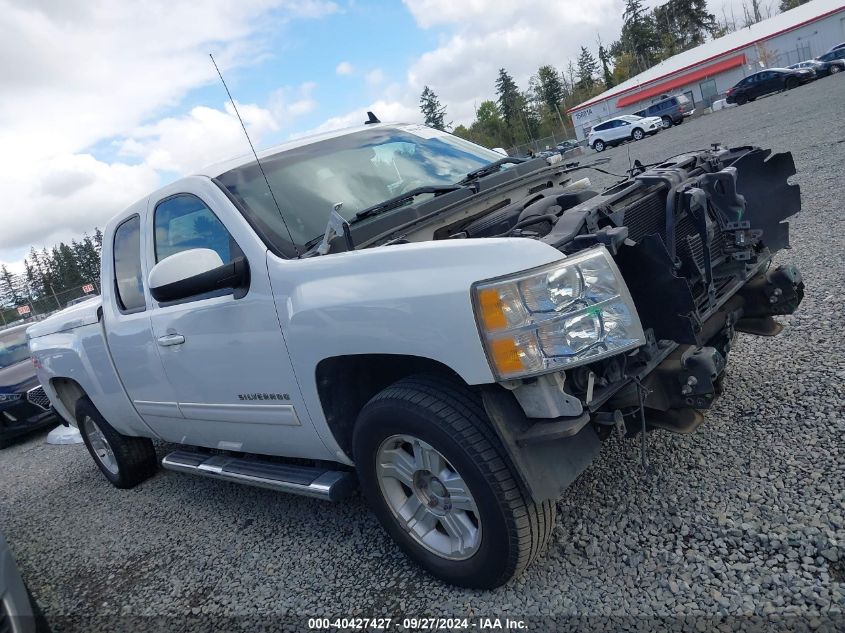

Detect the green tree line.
[
  {"left": 0, "top": 230, "right": 103, "bottom": 318},
  {"left": 420, "top": 0, "right": 808, "bottom": 149}
]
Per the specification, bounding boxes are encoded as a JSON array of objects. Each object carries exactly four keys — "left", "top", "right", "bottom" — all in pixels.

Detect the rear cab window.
[{"left": 113, "top": 216, "right": 146, "bottom": 313}]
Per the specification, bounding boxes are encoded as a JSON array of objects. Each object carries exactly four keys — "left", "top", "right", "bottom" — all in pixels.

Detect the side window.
[
  {"left": 594, "top": 122, "right": 607, "bottom": 131},
  {"left": 154, "top": 194, "right": 236, "bottom": 264},
  {"left": 113, "top": 216, "right": 145, "bottom": 313}
]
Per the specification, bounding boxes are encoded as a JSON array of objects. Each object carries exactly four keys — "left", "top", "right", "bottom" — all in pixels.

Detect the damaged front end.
[{"left": 477, "top": 145, "right": 804, "bottom": 501}]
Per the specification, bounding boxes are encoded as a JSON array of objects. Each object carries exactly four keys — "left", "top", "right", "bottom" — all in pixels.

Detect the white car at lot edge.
[{"left": 588, "top": 115, "right": 662, "bottom": 152}]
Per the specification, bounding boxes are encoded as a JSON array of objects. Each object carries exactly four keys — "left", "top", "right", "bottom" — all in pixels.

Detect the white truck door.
[
  {"left": 102, "top": 206, "right": 183, "bottom": 433},
  {"left": 144, "top": 181, "right": 334, "bottom": 460}
]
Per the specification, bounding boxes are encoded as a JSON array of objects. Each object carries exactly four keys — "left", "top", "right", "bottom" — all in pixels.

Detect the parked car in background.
[
  {"left": 789, "top": 58, "right": 844, "bottom": 78},
  {"left": 788, "top": 60, "right": 824, "bottom": 78},
  {"left": 815, "top": 48, "right": 845, "bottom": 69},
  {"left": 633, "top": 93, "right": 694, "bottom": 128},
  {"left": 588, "top": 114, "right": 661, "bottom": 152},
  {"left": 0, "top": 324, "right": 54, "bottom": 448},
  {"left": 1, "top": 530, "right": 44, "bottom": 633},
  {"left": 725, "top": 67, "right": 814, "bottom": 105},
  {"left": 824, "top": 41, "right": 845, "bottom": 53},
  {"left": 555, "top": 140, "right": 580, "bottom": 154}
]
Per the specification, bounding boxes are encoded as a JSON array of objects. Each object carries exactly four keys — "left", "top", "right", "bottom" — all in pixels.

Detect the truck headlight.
[{"left": 472, "top": 246, "right": 645, "bottom": 380}]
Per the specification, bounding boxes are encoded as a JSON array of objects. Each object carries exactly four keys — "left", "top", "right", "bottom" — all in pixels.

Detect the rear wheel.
[
  {"left": 736, "top": 93, "right": 748, "bottom": 105},
  {"left": 661, "top": 116, "right": 673, "bottom": 129},
  {"left": 632, "top": 128, "right": 644, "bottom": 141},
  {"left": 593, "top": 139, "right": 605, "bottom": 152},
  {"left": 76, "top": 397, "right": 157, "bottom": 489},
  {"left": 353, "top": 374, "right": 555, "bottom": 588}
]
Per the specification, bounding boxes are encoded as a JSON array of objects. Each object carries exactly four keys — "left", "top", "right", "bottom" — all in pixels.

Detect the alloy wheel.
[
  {"left": 376, "top": 434, "right": 481, "bottom": 560},
  {"left": 83, "top": 416, "right": 119, "bottom": 475}
]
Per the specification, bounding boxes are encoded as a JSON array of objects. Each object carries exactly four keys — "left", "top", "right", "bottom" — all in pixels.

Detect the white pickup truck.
[{"left": 28, "top": 121, "right": 803, "bottom": 588}]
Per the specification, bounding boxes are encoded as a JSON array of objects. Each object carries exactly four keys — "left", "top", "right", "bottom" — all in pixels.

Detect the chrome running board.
[{"left": 161, "top": 450, "right": 355, "bottom": 502}]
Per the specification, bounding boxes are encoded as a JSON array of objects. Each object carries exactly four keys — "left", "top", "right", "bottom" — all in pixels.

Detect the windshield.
[
  {"left": 0, "top": 329, "right": 30, "bottom": 370},
  {"left": 216, "top": 126, "right": 503, "bottom": 255}
]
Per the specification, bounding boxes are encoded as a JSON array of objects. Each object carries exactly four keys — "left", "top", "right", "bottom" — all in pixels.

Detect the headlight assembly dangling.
[{"left": 472, "top": 245, "right": 646, "bottom": 380}]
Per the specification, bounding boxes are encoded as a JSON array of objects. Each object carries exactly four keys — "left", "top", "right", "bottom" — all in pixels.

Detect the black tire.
[
  {"left": 632, "top": 127, "right": 644, "bottom": 141},
  {"left": 830, "top": 64, "right": 842, "bottom": 75},
  {"left": 353, "top": 374, "right": 555, "bottom": 588},
  {"left": 593, "top": 139, "right": 605, "bottom": 152},
  {"left": 736, "top": 93, "right": 748, "bottom": 105},
  {"left": 76, "top": 396, "right": 157, "bottom": 489},
  {"left": 661, "top": 116, "right": 673, "bottom": 129},
  {"left": 675, "top": 116, "right": 684, "bottom": 125},
  {"left": 785, "top": 77, "right": 799, "bottom": 90}
]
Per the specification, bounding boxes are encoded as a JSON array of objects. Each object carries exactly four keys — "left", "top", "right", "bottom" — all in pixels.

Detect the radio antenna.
[{"left": 209, "top": 53, "right": 300, "bottom": 257}]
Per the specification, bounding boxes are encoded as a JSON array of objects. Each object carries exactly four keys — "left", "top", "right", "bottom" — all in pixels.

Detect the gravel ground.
[{"left": 1, "top": 76, "right": 844, "bottom": 633}]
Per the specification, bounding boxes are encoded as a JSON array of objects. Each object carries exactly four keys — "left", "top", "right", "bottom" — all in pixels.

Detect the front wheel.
[
  {"left": 632, "top": 128, "right": 644, "bottom": 141},
  {"left": 593, "top": 140, "right": 605, "bottom": 152},
  {"left": 829, "top": 64, "right": 841, "bottom": 75},
  {"left": 353, "top": 375, "right": 555, "bottom": 588},
  {"left": 76, "top": 397, "right": 157, "bottom": 489},
  {"left": 785, "top": 77, "right": 799, "bottom": 90}
]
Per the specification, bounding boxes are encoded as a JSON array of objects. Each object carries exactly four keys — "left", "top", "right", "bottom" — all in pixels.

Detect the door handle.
[{"left": 157, "top": 333, "right": 185, "bottom": 347}]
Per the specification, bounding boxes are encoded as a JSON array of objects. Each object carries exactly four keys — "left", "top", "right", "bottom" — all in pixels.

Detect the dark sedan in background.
[
  {"left": 0, "top": 324, "right": 54, "bottom": 448},
  {"left": 726, "top": 67, "right": 814, "bottom": 105},
  {"left": 789, "top": 58, "right": 844, "bottom": 78}
]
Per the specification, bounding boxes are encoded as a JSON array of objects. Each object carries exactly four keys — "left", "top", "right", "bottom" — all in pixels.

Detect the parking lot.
[{"left": 1, "top": 76, "right": 843, "bottom": 632}]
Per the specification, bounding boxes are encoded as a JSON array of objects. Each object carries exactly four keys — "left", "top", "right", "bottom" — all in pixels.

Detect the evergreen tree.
[
  {"left": 654, "top": 0, "right": 717, "bottom": 55},
  {"left": 419, "top": 86, "right": 449, "bottom": 131},
  {"left": 496, "top": 68, "right": 527, "bottom": 143},
  {"left": 495, "top": 68, "right": 523, "bottom": 138},
  {"left": 598, "top": 45, "right": 615, "bottom": 88},
  {"left": 615, "top": 0, "right": 661, "bottom": 72},
  {"left": 0, "top": 266, "right": 23, "bottom": 306},
  {"left": 535, "top": 65, "right": 565, "bottom": 113},
  {"left": 576, "top": 47, "right": 599, "bottom": 91}
]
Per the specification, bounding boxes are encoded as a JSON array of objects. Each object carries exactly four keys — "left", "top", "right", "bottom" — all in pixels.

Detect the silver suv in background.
[
  {"left": 634, "top": 94, "right": 695, "bottom": 128},
  {"left": 587, "top": 114, "right": 662, "bottom": 152}
]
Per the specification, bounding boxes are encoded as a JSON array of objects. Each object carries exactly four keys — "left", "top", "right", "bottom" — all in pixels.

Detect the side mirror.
[{"left": 148, "top": 248, "right": 249, "bottom": 303}]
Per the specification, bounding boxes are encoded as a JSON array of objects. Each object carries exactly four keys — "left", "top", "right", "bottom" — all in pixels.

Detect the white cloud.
[
  {"left": 270, "top": 81, "right": 319, "bottom": 118},
  {"left": 297, "top": 99, "right": 421, "bottom": 137},
  {"left": 365, "top": 68, "right": 386, "bottom": 86},
  {"left": 117, "top": 103, "right": 279, "bottom": 176},
  {"left": 0, "top": 0, "right": 334, "bottom": 261},
  {"left": 403, "top": 0, "right": 622, "bottom": 124},
  {"left": 336, "top": 61, "right": 355, "bottom": 75},
  {"left": 1, "top": 154, "right": 159, "bottom": 253}
]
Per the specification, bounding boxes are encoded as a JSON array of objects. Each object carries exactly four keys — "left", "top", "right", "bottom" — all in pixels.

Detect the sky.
[{"left": 0, "top": 0, "right": 755, "bottom": 271}]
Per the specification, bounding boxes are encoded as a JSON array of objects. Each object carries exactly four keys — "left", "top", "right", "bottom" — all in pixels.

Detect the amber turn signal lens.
[
  {"left": 477, "top": 288, "right": 508, "bottom": 331},
  {"left": 489, "top": 337, "right": 524, "bottom": 375}
]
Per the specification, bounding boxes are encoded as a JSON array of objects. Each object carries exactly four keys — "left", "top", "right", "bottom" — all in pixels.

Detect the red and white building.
[{"left": 568, "top": 0, "right": 845, "bottom": 140}]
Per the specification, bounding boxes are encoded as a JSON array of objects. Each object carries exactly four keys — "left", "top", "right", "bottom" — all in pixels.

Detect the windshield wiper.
[
  {"left": 353, "top": 185, "right": 463, "bottom": 221},
  {"left": 457, "top": 157, "right": 526, "bottom": 185}
]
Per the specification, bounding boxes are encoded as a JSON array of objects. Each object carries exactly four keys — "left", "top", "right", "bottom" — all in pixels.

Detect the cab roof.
[{"left": 195, "top": 121, "right": 403, "bottom": 179}]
